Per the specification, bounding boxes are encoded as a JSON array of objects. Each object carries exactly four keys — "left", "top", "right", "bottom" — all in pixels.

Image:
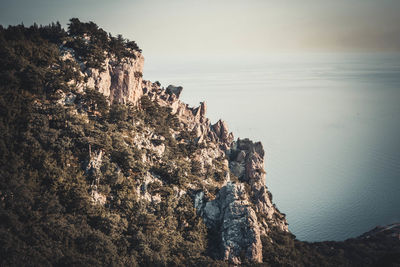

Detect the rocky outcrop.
[
  {"left": 193, "top": 101, "right": 207, "bottom": 123},
  {"left": 210, "top": 119, "right": 234, "bottom": 150},
  {"left": 358, "top": 223, "right": 400, "bottom": 240},
  {"left": 193, "top": 138, "right": 288, "bottom": 264},
  {"left": 141, "top": 81, "right": 234, "bottom": 149},
  {"left": 85, "top": 144, "right": 103, "bottom": 178},
  {"left": 137, "top": 76, "right": 288, "bottom": 264},
  {"left": 195, "top": 182, "right": 262, "bottom": 264},
  {"left": 166, "top": 85, "right": 183, "bottom": 98},
  {"left": 78, "top": 54, "right": 235, "bottom": 151},
  {"left": 55, "top": 90, "right": 76, "bottom": 106},
  {"left": 134, "top": 78, "right": 288, "bottom": 264},
  {"left": 84, "top": 52, "right": 144, "bottom": 104},
  {"left": 229, "top": 139, "right": 289, "bottom": 233},
  {"left": 136, "top": 172, "right": 163, "bottom": 204},
  {"left": 61, "top": 46, "right": 145, "bottom": 105},
  {"left": 85, "top": 145, "right": 106, "bottom": 205},
  {"left": 68, "top": 49, "right": 288, "bottom": 263}
]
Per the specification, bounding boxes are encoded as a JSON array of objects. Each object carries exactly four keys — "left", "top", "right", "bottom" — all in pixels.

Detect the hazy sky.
[{"left": 1, "top": 0, "right": 400, "bottom": 58}]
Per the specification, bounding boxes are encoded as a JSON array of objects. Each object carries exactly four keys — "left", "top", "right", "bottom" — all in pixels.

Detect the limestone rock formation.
[
  {"left": 195, "top": 182, "right": 263, "bottom": 264},
  {"left": 84, "top": 52, "right": 144, "bottom": 104},
  {"left": 141, "top": 81, "right": 231, "bottom": 148},
  {"left": 62, "top": 42, "right": 288, "bottom": 264},
  {"left": 60, "top": 46, "right": 145, "bottom": 105},
  {"left": 211, "top": 119, "right": 234, "bottom": 150},
  {"left": 193, "top": 138, "right": 288, "bottom": 264},
  {"left": 229, "top": 139, "right": 289, "bottom": 232}
]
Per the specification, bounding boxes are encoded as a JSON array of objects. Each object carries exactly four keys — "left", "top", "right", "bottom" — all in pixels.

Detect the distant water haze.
[{"left": 144, "top": 52, "right": 400, "bottom": 241}]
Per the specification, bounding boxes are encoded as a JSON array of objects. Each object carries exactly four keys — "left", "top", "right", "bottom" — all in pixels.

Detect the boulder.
[{"left": 166, "top": 85, "right": 183, "bottom": 98}]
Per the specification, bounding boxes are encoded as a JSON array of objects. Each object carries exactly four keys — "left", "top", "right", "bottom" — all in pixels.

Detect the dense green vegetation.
[
  {"left": 0, "top": 20, "right": 213, "bottom": 266},
  {"left": 66, "top": 18, "right": 141, "bottom": 69},
  {"left": 1, "top": 21, "right": 399, "bottom": 267}
]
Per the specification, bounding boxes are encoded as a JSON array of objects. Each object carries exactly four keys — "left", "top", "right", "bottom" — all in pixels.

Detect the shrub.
[{"left": 108, "top": 103, "right": 128, "bottom": 123}]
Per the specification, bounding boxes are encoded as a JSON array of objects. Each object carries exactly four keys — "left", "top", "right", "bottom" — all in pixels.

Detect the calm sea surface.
[{"left": 144, "top": 53, "right": 400, "bottom": 241}]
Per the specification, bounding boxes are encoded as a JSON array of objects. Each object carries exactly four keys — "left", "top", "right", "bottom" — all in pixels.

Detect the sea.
[{"left": 144, "top": 52, "right": 400, "bottom": 242}]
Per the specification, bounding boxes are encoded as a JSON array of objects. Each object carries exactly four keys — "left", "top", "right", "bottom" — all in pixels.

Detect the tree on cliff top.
[{"left": 66, "top": 18, "right": 141, "bottom": 66}]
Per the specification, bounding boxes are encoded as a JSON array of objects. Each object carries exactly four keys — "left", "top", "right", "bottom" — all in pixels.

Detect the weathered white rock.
[
  {"left": 193, "top": 102, "right": 207, "bottom": 123},
  {"left": 229, "top": 138, "right": 289, "bottom": 233},
  {"left": 196, "top": 182, "right": 262, "bottom": 264},
  {"left": 55, "top": 90, "right": 76, "bottom": 106},
  {"left": 91, "top": 190, "right": 107, "bottom": 205},
  {"left": 211, "top": 119, "right": 234, "bottom": 149},
  {"left": 136, "top": 172, "right": 163, "bottom": 203},
  {"left": 85, "top": 145, "right": 103, "bottom": 177},
  {"left": 84, "top": 52, "right": 144, "bottom": 104}
]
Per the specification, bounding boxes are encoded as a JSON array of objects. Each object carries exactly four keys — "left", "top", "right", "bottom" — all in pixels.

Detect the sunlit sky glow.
[{"left": 1, "top": 0, "right": 400, "bottom": 59}]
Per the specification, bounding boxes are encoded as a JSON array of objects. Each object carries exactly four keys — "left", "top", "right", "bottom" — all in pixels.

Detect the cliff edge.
[
  {"left": 68, "top": 38, "right": 289, "bottom": 263},
  {"left": 1, "top": 19, "right": 399, "bottom": 267}
]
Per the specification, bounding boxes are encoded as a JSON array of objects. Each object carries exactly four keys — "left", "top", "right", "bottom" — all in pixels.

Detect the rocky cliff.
[
  {"left": 56, "top": 26, "right": 289, "bottom": 263},
  {"left": 68, "top": 44, "right": 288, "bottom": 264},
  {"left": 61, "top": 47, "right": 144, "bottom": 105},
  {"left": 1, "top": 20, "right": 399, "bottom": 267},
  {"left": 86, "top": 53, "right": 144, "bottom": 105}
]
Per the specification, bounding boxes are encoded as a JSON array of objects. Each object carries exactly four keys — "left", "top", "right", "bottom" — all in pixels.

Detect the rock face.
[
  {"left": 85, "top": 145, "right": 106, "bottom": 205},
  {"left": 140, "top": 76, "right": 288, "bottom": 264},
  {"left": 60, "top": 43, "right": 144, "bottom": 105},
  {"left": 229, "top": 139, "right": 289, "bottom": 232},
  {"left": 108, "top": 72, "right": 287, "bottom": 264},
  {"left": 84, "top": 52, "right": 144, "bottom": 104},
  {"left": 194, "top": 138, "right": 288, "bottom": 264},
  {"left": 141, "top": 80, "right": 235, "bottom": 149},
  {"left": 210, "top": 119, "right": 234, "bottom": 150},
  {"left": 64, "top": 48, "right": 288, "bottom": 264},
  {"left": 195, "top": 182, "right": 263, "bottom": 264}
]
